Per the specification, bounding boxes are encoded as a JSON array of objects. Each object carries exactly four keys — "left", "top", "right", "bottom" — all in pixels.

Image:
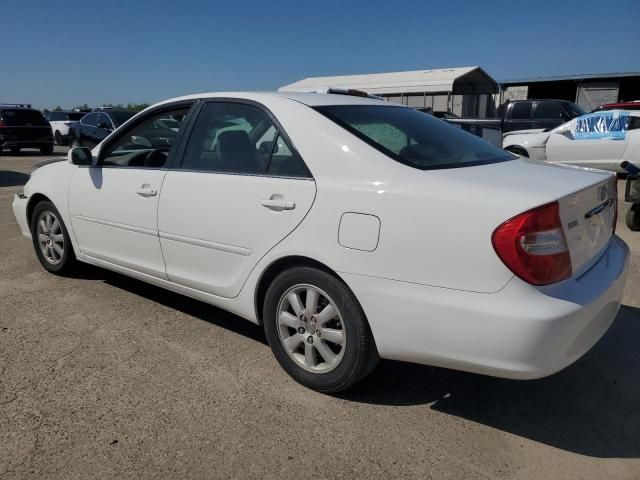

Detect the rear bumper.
[
  {"left": 343, "top": 235, "right": 629, "bottom": 379},
  {"left": 12, "top": 194, "right": 31, "bottom": 239}
]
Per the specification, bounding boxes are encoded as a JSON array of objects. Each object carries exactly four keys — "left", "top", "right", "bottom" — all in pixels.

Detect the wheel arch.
[
  {"left": 26, "top": 193, "right": 53, "bottom": 228},
  {"left": 504, "top": 145, "right": 530, "bottom": 157},
  {"left": 254, "top": 255, "right": 345, "bottom": 325}
]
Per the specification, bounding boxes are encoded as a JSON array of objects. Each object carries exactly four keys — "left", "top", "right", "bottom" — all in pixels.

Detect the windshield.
[
  {"left": 108, "top": 111, "right": 135, "bottom": 127},
  {"left": 316, "top": 105, "right": 514, "bottom": 170}
]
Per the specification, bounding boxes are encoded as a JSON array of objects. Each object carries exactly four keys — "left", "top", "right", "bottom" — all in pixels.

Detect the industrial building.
[
  {"left": 279, "top": 66, "right": 499, "bottom": 118},
  {"left": 280, "top": 67, "right": 640, "bottom": 118},
  {"left": 499, "top": 71, "right": 640, "bottom": 112}
]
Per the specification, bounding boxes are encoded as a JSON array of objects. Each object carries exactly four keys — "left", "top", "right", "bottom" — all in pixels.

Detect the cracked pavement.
[{"left": 1, "top": 149, "right": 639, "bottom": 479}]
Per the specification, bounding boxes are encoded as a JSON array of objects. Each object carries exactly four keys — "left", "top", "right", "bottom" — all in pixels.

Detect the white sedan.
[
  {"left": 12, "top": 92, "right": 629, "bottom": 392},
  {"left": 503, "top": 110, "right": 640, "bottom": 172}
]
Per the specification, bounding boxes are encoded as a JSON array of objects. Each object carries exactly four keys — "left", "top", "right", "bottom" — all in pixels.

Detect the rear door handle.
[
  {"left": 136, "top": 185, "right": 157, "bottom": 197},
  {"left": 261, "top": 199, "right": 295, "bottom": 211}
]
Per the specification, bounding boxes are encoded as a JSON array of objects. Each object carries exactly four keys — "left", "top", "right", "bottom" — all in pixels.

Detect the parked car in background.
[
  {"left": 45, "top": 110, "right": 85, "bottom": 145},
  {"left": 592, "top": 101, "right": 640, "bottom": 112},
  {"left": 12, "top": 91, "right": 629, "bottom": 392},
  {"left": 503, "top": 110, "right": 640, "bottom": 172},
  {"left": 69, "top": 108, "right": 135, "bottom": 149},
  {"left": 0, "top": 104, "right": 54, "bottom": 155},
  {"left": 447, "top": 99, "right": 586, "bottom": 134}
]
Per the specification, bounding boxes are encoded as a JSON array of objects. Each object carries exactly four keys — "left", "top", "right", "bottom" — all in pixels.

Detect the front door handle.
[
  {"left": 136, "top": 184, "right": 157, "bottom": 197},
  {"left": 261, "top": 198, "right": 295, "bottom": 211}
]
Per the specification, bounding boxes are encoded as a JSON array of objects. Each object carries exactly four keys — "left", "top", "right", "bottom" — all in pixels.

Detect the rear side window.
[
  {"left": 180, "top": 102, "right": 311, "bottom": 177},
  {"left": 0, "top": 109, "right": 48, "bottom": 125},
  {"left": 510, "top": 102, "right": 532, "bottom": 120},
  {"left": 533, "top": 102, "right": 566, "bottom": 119},
  {"left": 316, "top": 105, "right": 513, "bottom": 170}
]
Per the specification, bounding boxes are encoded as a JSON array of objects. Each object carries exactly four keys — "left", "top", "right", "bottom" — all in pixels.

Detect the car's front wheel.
[
  {"left": 263, "top": 267, "right": 379, "bottom": 392},
  {"left": 30, "top": 201, "right": 77, "bottom": 274}
]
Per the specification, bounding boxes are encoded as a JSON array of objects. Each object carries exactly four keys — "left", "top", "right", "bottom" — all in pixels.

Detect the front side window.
[
  {"left": 96, "top": 113, "right": 112, "bottom": 130},
  {"left": 181, "top": 102, "right": 310, "bottom": 177},
  {"left": 109, "top": 111, "right": 135, "bottom": 127},
  {"left": 316, "top": 105, "right": 513, "bottom": 170},
  {"left": 98, "top": 106, "right": 190, "bottom": 168},
  {"left": 510, "top": 102, "right": 532, "bottom": 120},
  {"left": 533, "top": 102, "right": 566, "bottom": 119},
  {"left": 81, "top": 113, "right": 98, "bottom": 126}
]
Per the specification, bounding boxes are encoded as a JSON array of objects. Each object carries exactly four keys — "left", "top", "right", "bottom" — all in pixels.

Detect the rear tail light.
[{"left": 492, "top": 201, "right": 572, "bottom": 286}]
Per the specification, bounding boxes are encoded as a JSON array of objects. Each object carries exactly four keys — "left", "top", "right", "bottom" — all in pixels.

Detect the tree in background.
[{"left": 73, "top": 103, "right": 150, "bottom": 112}]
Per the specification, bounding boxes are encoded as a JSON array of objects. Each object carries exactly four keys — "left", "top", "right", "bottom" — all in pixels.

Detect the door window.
[
  {"left": 98, "top": 107, "right": 190, "bottom": 168},
  {"left": 510, "top": 103, "right": 532, "bottom": 120},
  {"left": 81, "top": 113, "right": 98, "bottom": 126},
  {"left": 96, "top": 113, "right": 112, "bottom": 130},
  {"left": 533, "top": 102, "right": 567, "bottom": 120},
  {"left": 180, "top": 102, "right": 310, "bottom": 177}
]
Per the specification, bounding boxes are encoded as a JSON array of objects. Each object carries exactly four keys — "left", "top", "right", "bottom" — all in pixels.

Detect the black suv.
[
  {"left": 70, "top": 108, "right": 135, "bottom": 149},
  {"left": 0, "top": 104, "right": 54, "bottom": 155}
]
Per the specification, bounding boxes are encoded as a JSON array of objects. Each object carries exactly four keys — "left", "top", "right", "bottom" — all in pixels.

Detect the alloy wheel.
[
  {"left": 36, "top": 211, "right": 65, "bottom": 265},
  {"left": 276, "top": 284, "right": 346, "bottom": 373}
]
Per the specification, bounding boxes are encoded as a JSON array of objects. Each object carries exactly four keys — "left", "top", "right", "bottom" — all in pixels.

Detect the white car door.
[
  {"left": 545, "top": 114, "right": 629, "bottom": 169},
  {"left": 158, "top": 101, "right": 316, "bottom": 298},
  {"left": 68, "top": 103, "right": 194, "bottom": 278}
]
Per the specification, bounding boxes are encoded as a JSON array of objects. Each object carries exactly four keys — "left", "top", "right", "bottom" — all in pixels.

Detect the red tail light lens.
[{"left": 492, "top": 201, "right": 572, "bottom": 286}]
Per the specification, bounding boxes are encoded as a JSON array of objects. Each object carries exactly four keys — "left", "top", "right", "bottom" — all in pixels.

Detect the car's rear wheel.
[
  {"left": 70, "top": 138, "right": 80, "bottom": 148},
  {"left": 54, "top": 131, "right": 62, "bottom": 145},
  {"left": 626, "top": 203, "right": 640, "bottom": 231},
  {"left": 263, "top": 267, "right": 379, "bottom": 392},
  {"left": 30, "top": 201, "right": 77, "bottom": 274},
  {"left": 40, "top": 144, "right": 54, "bottom": 155}
]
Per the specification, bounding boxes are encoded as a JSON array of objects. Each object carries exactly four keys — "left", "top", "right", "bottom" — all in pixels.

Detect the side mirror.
[{"left": 69, "top": 147, "right": 93, "bottom": 166}]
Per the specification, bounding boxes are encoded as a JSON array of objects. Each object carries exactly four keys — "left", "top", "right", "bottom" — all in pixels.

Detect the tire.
[
  {"left": 70, "top": 138, "right": 80, "bottom": 148},
  {"left": 10, "top": 147, "right": 20, "bottom": 155},
  {"left": 626, "top": 203, "right": 640, "bottom": 231},
  {"left": 30, "top": 201, "right": 77, "bottom": 275},
  {"left": 54, "top": 131, "right": 62, "bottom": 145},
  {"left": 40, "top": 144, "right": 54, "bottom": 155},
  {"left": 263, "top": 267, "right": 379, "bottom": 393}
]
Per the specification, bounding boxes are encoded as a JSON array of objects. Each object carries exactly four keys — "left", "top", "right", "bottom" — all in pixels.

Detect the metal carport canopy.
[{"left": 279, "top": 66, "right": 498, "bottom": 95}]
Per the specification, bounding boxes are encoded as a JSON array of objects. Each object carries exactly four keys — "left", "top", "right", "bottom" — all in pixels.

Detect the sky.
[{"left": 2, "top": 0, "right": 639, "bottom": 109}]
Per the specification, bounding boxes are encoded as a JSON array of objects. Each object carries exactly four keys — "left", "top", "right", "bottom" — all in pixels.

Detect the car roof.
[{"left": 152, "top": 91, "right": 393, "bottom": 109}]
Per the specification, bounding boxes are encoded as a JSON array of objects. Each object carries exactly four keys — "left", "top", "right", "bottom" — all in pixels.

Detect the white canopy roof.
[{"left": 279, "top": 66, "right": 498, "bottom": 95}]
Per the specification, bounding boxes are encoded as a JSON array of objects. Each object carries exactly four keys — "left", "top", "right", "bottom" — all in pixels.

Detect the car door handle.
[
  {"left": 261, "top": 199, "right": 295, "bottom": 211},
  {"left": 136, "top": 186, "right": 157, "bottom": 197}
]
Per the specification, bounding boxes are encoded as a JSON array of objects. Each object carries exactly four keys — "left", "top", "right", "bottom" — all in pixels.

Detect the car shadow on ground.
[
  {"left": 77, "top": 264, "right": 268, "bottom": 346},
  {"left": 75, "top": 264, "right": 639, "bottom": 458},
  {"left": 0, "top": 171, "right": 30, "bottom": 187},
  {"left": 340, "top": 305, "right": 640, "bottom": 459}
]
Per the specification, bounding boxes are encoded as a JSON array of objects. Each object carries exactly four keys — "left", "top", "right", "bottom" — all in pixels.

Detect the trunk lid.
[{"left": 558, "top": 174, "right": 616, "bottom": 276}]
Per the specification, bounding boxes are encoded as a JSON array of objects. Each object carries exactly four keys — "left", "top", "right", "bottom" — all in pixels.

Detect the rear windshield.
[
  {"left": 0, "top": 109, "right": 48, "bottom": 125},
  {"left": 316, "top": 105, "right": 514, "bottom": 170}
]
